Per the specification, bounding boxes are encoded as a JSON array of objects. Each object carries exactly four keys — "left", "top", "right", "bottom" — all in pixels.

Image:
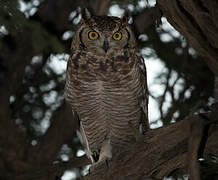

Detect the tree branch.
[
  {"left": 83, "top": 109, "right": 218, "bottom": 180},
  {"left": 157, "top": 0, "right": 218, "bottom": 75}
]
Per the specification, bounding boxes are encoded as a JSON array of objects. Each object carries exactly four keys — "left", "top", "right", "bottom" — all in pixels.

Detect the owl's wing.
[
  {"left": 65, "top": 55, "right": 95, "bottom": 163},
  {"left": 68, "top": 107, "right": 94, "bottom": 163},
  {"left": 138, "top": 55, "right": 149, "bottom": 133},
  {"left": 73, "top": 110, "right": 95, "bottom": 163}
]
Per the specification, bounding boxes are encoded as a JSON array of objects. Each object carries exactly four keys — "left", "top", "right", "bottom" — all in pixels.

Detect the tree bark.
[
  {"left": 158, "top": 0, "right": 218, "bottom": 76},
  {"left": 84, "top": 109, "right": 218, "bottom": 180}
]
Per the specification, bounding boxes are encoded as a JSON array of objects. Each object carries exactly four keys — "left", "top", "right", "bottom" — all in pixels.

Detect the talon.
[
  {"left": 90, "top": 159, "right": 109, "bottom": 172},
  {"left": 92, "top": 151, "right": 100, "bottom": 162},
  {"left": 105, "top": 159, "right": 110, "bottom": 168}
]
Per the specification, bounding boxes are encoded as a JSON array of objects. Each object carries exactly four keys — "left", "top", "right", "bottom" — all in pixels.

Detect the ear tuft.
[
  {"left": 122, "top": 11, "right": 130, "bottom": 24},
  {"left": 82, "top": 8, "right": 92, "bottom": 22}
]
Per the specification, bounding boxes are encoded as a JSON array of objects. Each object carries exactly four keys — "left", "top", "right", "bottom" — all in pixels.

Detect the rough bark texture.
[{"left": 84, "top": 108, "right": 218, "bottom": 180}]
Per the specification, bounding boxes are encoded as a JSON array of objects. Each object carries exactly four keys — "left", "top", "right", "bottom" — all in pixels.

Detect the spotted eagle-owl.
[{"left": 65, "top": 9, "right": 149, "bottom": 164}]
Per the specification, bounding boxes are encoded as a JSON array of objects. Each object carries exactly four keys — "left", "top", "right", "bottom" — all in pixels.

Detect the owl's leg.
[
  {"left": 99, "top": 138, "right": 112, "bottom": 162},
  {"left": 89, "top": 139, "right": 112, "bottom": 172}
]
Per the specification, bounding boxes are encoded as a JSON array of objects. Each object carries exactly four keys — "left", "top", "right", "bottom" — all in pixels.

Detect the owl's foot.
[
  {"left": 89, "top": 158, "right": 111, "bottom": 173},
  {"left": 92, "top": 150, "right": 100, "bottom": 162},
  {"left": 89, "top": 138, "right": 112, "bottom": 173}
]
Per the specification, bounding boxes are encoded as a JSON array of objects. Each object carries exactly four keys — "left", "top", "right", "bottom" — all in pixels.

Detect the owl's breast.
[{"left": 65, "top": 55, "right": 143, "bottom": 148}]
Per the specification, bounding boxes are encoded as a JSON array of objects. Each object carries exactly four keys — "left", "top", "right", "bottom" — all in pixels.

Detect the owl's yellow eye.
[
  {"left": 88, "top": 31, "right": 99, "bottom": 40},
  {"left": 113, "top": 32, "right": 122, "bottom": 40}
]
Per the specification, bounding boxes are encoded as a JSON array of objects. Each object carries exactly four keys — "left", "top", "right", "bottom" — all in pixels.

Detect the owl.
[{"left": 65, "top": 8, "right": 149, "bottom": 166}]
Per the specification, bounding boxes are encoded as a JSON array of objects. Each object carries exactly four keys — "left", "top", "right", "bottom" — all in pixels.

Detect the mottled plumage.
[{"left": 65, "top": 9, "right": 149, "bottom": 164}]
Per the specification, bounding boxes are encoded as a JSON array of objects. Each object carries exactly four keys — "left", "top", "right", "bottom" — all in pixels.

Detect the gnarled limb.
[{"left": 83, "top": 108, "right": 218, "bottom": 180}]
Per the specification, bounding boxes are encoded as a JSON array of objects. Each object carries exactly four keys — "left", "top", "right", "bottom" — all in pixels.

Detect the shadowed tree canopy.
[{"left": 0, "top": 0, "right": 217, "bottom": 180}]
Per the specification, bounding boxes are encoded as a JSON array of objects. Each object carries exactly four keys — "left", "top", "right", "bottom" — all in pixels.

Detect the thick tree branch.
[
  {"left": 83, "top": 109, "right": 218, "bottom": 180},
  {"left": 157, "top": 0, "right": 218, "bottom": 75}
]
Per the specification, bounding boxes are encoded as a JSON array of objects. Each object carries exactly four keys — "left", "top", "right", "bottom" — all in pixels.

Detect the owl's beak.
[{"left": 102, "top": 40, "right": 109, "bottom": 53}]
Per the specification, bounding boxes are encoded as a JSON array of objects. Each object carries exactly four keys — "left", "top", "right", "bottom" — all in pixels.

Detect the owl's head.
[{"left": 72, "top": 9, "right": 136, "bottom": 57}]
